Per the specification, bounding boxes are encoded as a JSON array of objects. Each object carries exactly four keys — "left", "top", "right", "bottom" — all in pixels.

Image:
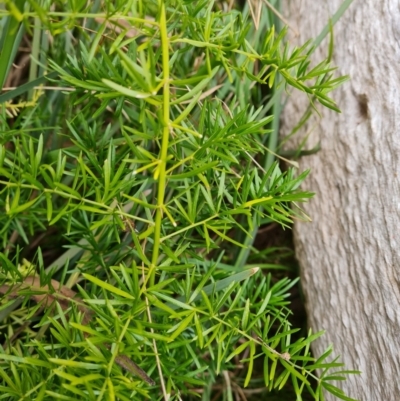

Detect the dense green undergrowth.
[{"left": 0, "top": 1, "right": 359, "bottom": 400}]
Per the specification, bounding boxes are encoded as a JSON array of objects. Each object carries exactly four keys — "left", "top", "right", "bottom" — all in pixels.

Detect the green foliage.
[{"left": 0, "top": 1, "right": 359, "bottom": 400}]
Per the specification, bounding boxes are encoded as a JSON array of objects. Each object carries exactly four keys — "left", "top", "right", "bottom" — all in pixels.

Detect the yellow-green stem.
[{"left": 150, "top": 1, "right": 170, "bottom": 286}]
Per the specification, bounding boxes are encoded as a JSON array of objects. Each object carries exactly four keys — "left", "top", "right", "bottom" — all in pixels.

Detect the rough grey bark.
[{"left": 282, "top": 1, "right": 400, "bottom": 400}]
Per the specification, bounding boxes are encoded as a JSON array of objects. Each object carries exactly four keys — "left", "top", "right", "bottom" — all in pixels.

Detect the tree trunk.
[{"left": 282, "top": 1, "right": 400, "bottom": 400}]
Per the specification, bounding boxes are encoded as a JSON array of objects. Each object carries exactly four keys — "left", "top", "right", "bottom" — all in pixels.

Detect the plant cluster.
[{"left": 0, "top": 1, "right": 358, "bottom": 400}]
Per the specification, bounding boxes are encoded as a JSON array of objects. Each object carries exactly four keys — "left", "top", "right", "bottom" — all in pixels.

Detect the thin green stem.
[
  {"left": 312, "top": 0, "right": 354, "bottom": 48},
  {"left": 150, "top": 1, "right": 170, "bottom": 286},
  {"left": 28, "top": 16, "right": 41, "bottom": 100}
]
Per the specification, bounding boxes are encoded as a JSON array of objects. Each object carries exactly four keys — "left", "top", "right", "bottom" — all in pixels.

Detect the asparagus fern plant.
[{"left": 0, "top": 1, "right": 359, "bottom": 400}]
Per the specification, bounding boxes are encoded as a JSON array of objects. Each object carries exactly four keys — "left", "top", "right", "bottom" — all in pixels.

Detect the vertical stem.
[
  {"left": 151, "top": 1, "right": 170, "bottom": 285},
  {"left": 28, "top": 17, "right": 41, "bottom": 100}
]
